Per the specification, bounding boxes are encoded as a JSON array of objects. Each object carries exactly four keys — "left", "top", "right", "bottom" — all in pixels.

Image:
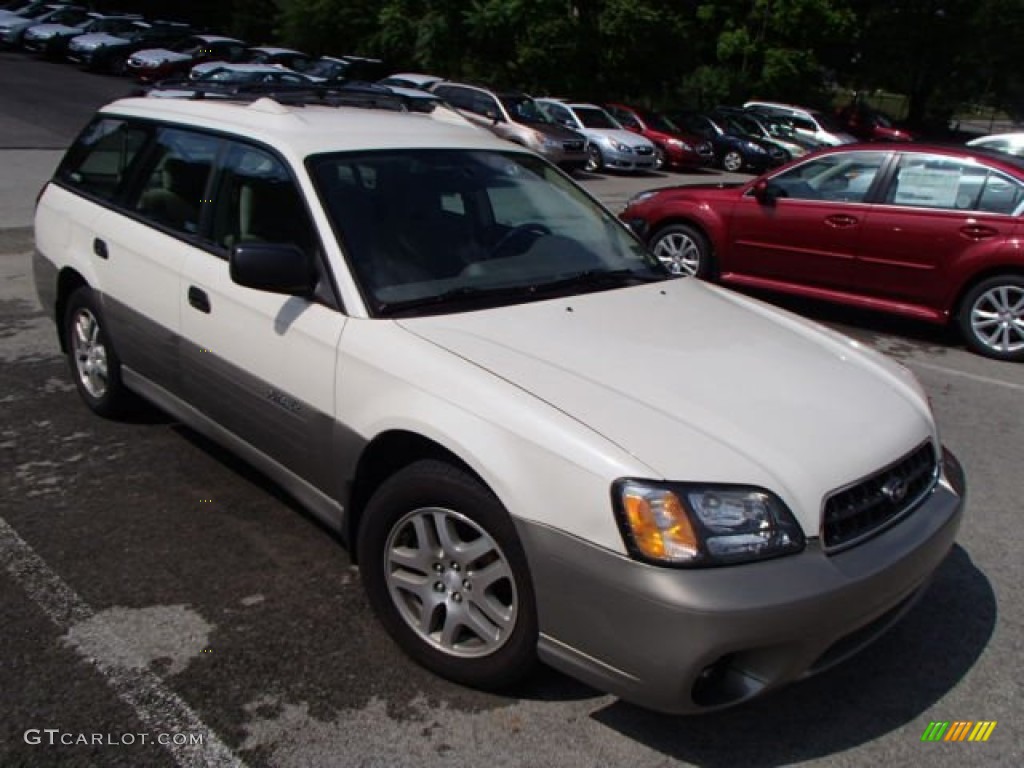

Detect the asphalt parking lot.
[{"left": 1, "top": 52, "right": 1021, "bottom": 768}]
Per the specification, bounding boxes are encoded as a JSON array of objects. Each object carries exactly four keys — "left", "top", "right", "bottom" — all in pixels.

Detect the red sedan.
[
  {"left": 620, "top": 144, "right": 1024, "bottom": 361},
  {"left": 605, "top": 103, "right": 715, "bottom": 170}
]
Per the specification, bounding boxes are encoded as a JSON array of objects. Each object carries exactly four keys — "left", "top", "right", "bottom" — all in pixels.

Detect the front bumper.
[
  {"left": 516, "top": 448, "right": 965, "bottom": 714},
  {"left": 602, "top": 146, "right": 657, "bottom": 172},
  {"left": 538, "top": 145, "right": 589, "bottom": 171}
]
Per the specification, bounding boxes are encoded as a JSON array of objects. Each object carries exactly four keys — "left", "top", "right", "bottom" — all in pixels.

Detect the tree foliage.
[{"left": 240, "top": 0, "right": 1022, "bottom": 123}]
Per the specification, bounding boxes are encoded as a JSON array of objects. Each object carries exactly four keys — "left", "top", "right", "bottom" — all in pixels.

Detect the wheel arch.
[
  {"left": 951, "top": 264, "right": 1024, "bottom": 321},
  {"left": 55, "top": 267, "right": 90, "bottom": 353},
  {"left": 345, "top": 429, "right": 485, "bottom": 561}
]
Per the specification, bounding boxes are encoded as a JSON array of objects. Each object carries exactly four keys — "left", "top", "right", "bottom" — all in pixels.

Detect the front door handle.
[
  {"left": 187, "top": 286, "right": 211, "bottom": 314},
  {"left": 959, "top": 224, "right": 997, "bottom": 240},
  {"left": 824, "top": 214, "right": 859, "bottom": 228},
  {"left": 93, "top": 238, "right": 108, "bottom": 259}
]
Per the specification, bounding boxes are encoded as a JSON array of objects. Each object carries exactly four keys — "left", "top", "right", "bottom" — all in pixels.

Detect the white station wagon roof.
[{"left": 100, "top": 96, "right": 508, "bottom": 156}]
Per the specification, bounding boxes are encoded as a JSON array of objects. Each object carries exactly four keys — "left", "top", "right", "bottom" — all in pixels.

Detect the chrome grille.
[
  {"left": 562, "top": 140, "right": 584, "bottom": 152},
  {"left": 634, "top": 145, "right": 654, "bottom": 155},
  {"left": 822, "top": 443, "right": 938, "bottom": 552}
]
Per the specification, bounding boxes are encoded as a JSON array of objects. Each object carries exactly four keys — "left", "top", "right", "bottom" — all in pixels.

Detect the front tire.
[
  {"left": 64, "top": 287, "right": 130, "bottom": 417},
  {"left": 357, "top": 460, "right": 538, "bottom": 690},
  {"left": 649, "top": 224, "right": 713, "bottom": 278},
  {"left": 957, "top": 275, "right": 1024, "bottom": 361},
  {"left": 653, "top": 146, "right": 666, "bottom": 171},
  {"left": 585, "top": 144, "right": 604, "bottom": 173}
]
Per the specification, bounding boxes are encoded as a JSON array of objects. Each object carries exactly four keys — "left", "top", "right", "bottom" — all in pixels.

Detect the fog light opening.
[{"left": 691, "top": 653, "right": 765, "bottom": 708}]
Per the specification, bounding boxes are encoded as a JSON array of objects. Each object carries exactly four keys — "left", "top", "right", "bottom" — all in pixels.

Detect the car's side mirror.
[
  {"left": 229, "top": 242, "right": 316, "bottom": 297},
  {"left": 752, "top": 179, "right": 785, "bottom": 205},
  {"left": 483, "top": 108, "right": 501, "bottom": 124}
]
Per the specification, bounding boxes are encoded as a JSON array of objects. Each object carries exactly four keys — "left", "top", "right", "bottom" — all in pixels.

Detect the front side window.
[
  {"left": 309, "top": 150, "right": 665, "bottom": 315},
  {"left": 766, "top": 151, "right": 890, "bottom": 203},
  {"left": 131, "top": 128, "right": 221, "bottom": 235},
  {"left": 58, "top": 118, "right": 150, "bottom": 202},
  {"left": 885, "top": 154, "right": 1024, "bottom": 214},
  {"left": 210, "top": 143, "right": 318, "bottom": 257}
]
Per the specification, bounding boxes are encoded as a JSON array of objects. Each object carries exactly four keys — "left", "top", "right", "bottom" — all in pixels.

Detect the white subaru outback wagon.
[{"left": 34, "top": 90, "right": 965, "bottom": 714}]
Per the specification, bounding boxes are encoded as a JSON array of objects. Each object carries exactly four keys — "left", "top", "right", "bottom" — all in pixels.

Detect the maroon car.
[
  {"left": 837, "top": 104, "right": 915, "bottom": 142},
  {"left": 620, "top": 144, "right": 1024, "bottom": 361},
  {"left": 605, "top": 103, "right": 714, "bottom": 170}
]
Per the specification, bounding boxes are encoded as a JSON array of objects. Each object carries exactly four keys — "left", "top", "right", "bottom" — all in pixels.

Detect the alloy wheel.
[
  {"left": 652, "top": 231, "right": 702, "bottom": 276},
  {"left": 70, "top": 308, "right": 109, "bottom": 399},
  {"left": 384, "top": 506, "right": 518, "bottom": 658},
  {"left": 969, "top": 284, "right": 1024, "bottom": 355}
]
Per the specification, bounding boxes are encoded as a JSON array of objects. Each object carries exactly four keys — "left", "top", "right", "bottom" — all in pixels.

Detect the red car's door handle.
[
  {"left": 959, "top": 224, "right": 998, "bottom": 240},
  {"left": 825, "top": 214, "right": 859, "bottom": 228}
]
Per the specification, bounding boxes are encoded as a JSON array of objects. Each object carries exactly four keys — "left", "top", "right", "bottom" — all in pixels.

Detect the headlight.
[
  {"left": 745, "top": 141, "right": 767, "bottom": 154},
  {"left": 789, "top": 146, "right": 808, "bottom": 157},
  {"left": 625, "top": 190, "right": 659, "bottom": 207},
  {"left": 668, "top": 138, "right": 692, "bottom": 151},
  {"left": 611, "top": 140, "right": 633, "bottom": 153},
  {"left": 613, "top": 480, "right": 804, "bottom": 566}
]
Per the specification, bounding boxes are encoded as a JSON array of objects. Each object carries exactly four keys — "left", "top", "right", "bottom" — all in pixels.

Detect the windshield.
[
  {"left": 574, "top": 106, "right": 619, "bottom": 129},
  {"left": 639, "top": 110, "right": 679, "bottom": 133},
  {"left": 810, "top": 110, "right": 844, "bottom": 133},
  {"left": 500, "top": 96, "right": 550, "bottom": 125},
  {"left": 305, "top": 59, "right": 344, "bottom": 79},
  {"left": 309, "top": 150, "right": 666, "bottom": 316}
]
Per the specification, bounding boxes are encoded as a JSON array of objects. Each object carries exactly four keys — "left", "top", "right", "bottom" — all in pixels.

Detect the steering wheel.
[{"left": 487, "top": 222, "right": 552, "bottom": 260}]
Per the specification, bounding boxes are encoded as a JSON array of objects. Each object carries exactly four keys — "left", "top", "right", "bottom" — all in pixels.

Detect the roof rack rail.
[{"left": 143, "top": 79, "right": 442, "bottom": 114}]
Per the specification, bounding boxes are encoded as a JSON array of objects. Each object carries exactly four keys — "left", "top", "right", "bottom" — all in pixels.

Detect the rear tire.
[
  {"left": 63, "top": 287, "right": 131, "bottom": 417},
  {"left": 722, "top": 150, "right": 744, "bottom": 173},
  {"left": 357, "top": 460, "right": 538, "bottom": 690},
  {"left": 957, "top": 275, "right": 1024, "bottom": 361}
]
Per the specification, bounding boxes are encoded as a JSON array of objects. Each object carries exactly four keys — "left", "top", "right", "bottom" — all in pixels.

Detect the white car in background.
[
  {"left": 536, "top": 98, "right": 657, "bottom": 172},
  {"left": 966, "top": 131, "right": 1024, "bottom": 157},
  {"left": 378, "top": 72, "right": 445, "bottom": 91},
  {"left": 744, "top": 100, "right": 857, "bottom": 146}
]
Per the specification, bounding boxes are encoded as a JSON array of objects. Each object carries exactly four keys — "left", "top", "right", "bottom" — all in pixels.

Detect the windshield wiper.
[
  {"left": 377, "top": 284, "right": 535, "bottom": 317},
  {"left": 530, "top": 268, "right": 666, "bottom": 294},
  {"left": 377, "top": 269, "right": 665, "bottom": 317}
]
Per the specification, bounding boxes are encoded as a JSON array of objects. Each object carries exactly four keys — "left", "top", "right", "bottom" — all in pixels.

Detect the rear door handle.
[
  {"left": 93, "top": 238, "right": 108, "bottom": 259},
  {"left": 824, "top": 214, "right": 859, "bottom": 228},
  {"left": 187, "top": 286, "right": 211, "bottom": 314},
  {"left": 959, "top": 224, "right": 998, "bottom": 240}
]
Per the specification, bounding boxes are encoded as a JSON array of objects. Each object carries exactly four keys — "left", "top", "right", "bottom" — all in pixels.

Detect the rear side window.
[
  {"left": 884, "top": 154, "right": 1023, "bottom": 213},
  {"left": 130, "top": 127, "right": 222, "bottom": 236},
  {"left": 58, "top": 118, "right": 150, "bottom": 202}
]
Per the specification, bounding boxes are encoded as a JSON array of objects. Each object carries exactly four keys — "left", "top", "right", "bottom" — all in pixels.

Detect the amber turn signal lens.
[{"left": 622, "top": 487, "right": 699, "bottom": 562}]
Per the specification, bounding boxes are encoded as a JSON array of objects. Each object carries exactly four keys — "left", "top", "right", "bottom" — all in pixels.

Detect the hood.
[
  {"left": 69, "top": 32, "right": 126, "bottom": 49},
  {"left": 24, "top": 22, "right": 75, "bottom": 38},
  {"left": 129, "top": 48, "right": 190, "bottom": 65},
  {"left": 398, "top": 279, "right": 933, "bottom": 534},
  {"left": 532, "top": 122, "right": 585, "bottom": 141},
  {"left": 584, "top": 128, "right": 653, "bottom": 149}
]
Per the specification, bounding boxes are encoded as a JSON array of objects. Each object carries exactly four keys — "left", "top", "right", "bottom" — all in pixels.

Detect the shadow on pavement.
[{"left": 589, "top": 545, "right": 994, "bottom": 766}]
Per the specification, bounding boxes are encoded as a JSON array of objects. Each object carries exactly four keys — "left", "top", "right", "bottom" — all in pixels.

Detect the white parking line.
[
  {"left": 908, "top": 360, "right": 1024, "bottom": 393},
  {"left": 0, "top": 516, "right": 248, "bottom": 768}
]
